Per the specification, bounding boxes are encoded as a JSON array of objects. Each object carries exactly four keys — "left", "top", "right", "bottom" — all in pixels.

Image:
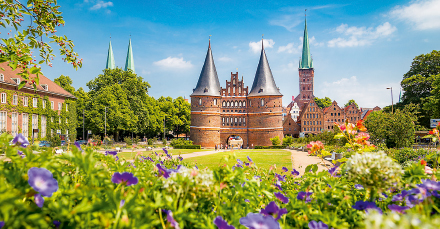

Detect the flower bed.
[{"left": 1, "top": 123, "right": 440, "bottom": 228}]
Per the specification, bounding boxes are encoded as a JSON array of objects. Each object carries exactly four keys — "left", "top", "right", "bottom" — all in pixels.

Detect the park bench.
[{"left": 115, "top": 147, "right": 121, "bottom": 152}]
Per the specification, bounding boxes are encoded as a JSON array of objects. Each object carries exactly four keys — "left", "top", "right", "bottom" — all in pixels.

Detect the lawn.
[
  {"left": 183, "top": 149, "right": 292, "bottom": 172},
  {"left": 118, "top": 148, "right": 211, "bottom": 160}
]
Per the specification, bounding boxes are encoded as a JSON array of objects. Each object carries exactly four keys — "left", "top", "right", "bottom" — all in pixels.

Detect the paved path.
[{"left": 284, "top": 149, "right": 332, "bottom": 175}]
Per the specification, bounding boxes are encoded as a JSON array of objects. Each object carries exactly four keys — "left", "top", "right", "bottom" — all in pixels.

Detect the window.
[
  {"left": 22, "top": 113, "right": 28, "bottom": 137},
  {"left": 239, "top": 87, "right": 241, "bottom": 94},
  {"left": 222, "top": 117, "right": 225, "bottom": 122},
  {"left": 12, "top": 78, "right": 20, "bottom": 84},
  {"left": 227, "top": 101, "right": 230, "bottom": 107},
  {"left": 239, "top": 101, "right": 242, "bottom": 107},
  {"left": 233, "top": 87, "right": 235, "bottom": 94},
  {"left": 58, "top": 102, "right": 62, "bottom": 110},
  {"left": 23, "top": 97, "right": 28, "bottom": 106},
  {"left": 243, "top": 101, "right": 246, "bottom": 107},
  {"left": 13, "top": 95, "right": 17, "bottom": 105},
  {"left": 41, "top": 84, "right": 48, "bottom": 91},
  {"left": 214, "top": 99, "right": 217, "bottom": 106},
  {"left": 66, "top": 104, "right": 68, "bottom": 111},
  {"left": 226, "top": 117, "right": 229, "bottom": 123},
  {"left": 41, "top": 115, "right": 46, "bottom": 138},
  {"left": 33, "top": 98, "right": 38, "bottom": 108},
  {"left": 331, "top": 113, "right": 333, "bottom": 116},
  {"left": 234, "top": 117, "right": 237, "bottom": 123},
  {"left": 0, "top": 73, "right": 3, "bottom": 81},
  {"left": 11, "top": 113, "right": 18, "bottom": 136},
  {"left": 0, "top": 93, "right": 6, "bottom": 103},
  {"left": 228, "top": 87, "right": 230, "bottom": 94},
  {"left": 51, "top": 101, "right": 54, "bottom": 109},
  {"left": 239, "top": 117, "right": 242, "bottom": 123},
  {"left": 261, "top": 99, "right": 264, "bottom": 106},
  {"left": 42, "top": 100, "right": 46, "bottom": 109},
  {"left": 222, "top": 101, "right": 226, "bottom": 107},
  {"left": 235, "top": 101, "right": 238, "bottom": 107},
  {"left": 32, "top": 114, "right": 38, "bottom": 132},
  {"left": 0, "top": 111, "right": 6, "bottom": 132}
]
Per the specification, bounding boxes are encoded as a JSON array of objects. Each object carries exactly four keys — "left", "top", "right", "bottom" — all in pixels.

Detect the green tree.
[
  {"left": 0, "top": 0, "right": 81, "bottom": 88},
  {"left": 314, "top": 97, "right": 332, "bottom": 109},
  {"left": 270, "top": 136, "right": 281, "bottom": 146},
  {"left": 282, "top": 135, "right": 293, "bottom": 146},
  {"left": 344, "top": 99, "right": 358, "bottom": 108},
  {"left": 54, "top": 75, "right": 75, "bottom": 94},
  {"left": 400, "top": 50, "right": 440, "bottom": 127},
  {"left": 423, "top": 75, "right": 440, "bottom": 120},
  {"left": 173, "top": 97, "right": 191, "bottom": 137},
  {"left": 73, "top": 87, "right": 89, "bottom": 139},
  {"left": 364, "top": 104, "right": 418, "bottom": 148}
]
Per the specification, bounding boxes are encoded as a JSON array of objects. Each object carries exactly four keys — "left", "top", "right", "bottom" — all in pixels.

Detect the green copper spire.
[
  {"left": 106, "top": 40, "right": 115, "bottom": 69},
  {"left": 299, "top": 16, "right": 313, "bottom": 69},
  {"left": 124, "top": 38, "right": 135, "bottom": 73}
]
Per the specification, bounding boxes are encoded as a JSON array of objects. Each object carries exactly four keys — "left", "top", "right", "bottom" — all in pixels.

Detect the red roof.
[
  {"left": 322, "top": 107, "right": 330, "bottom": 113},
  {"left": 362, "top": 110, "right": 373, "bottom": 120},
  {"left": 0, "top": 62, "right": 75, "bottom": 99}
]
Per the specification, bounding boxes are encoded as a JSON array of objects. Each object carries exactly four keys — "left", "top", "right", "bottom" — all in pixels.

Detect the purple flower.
[
  {"left": 245, "top": 162, "right": 250, "bottom": 167},
  {"left": 405, "top": 194, "right": 422, "bottom": 208},
  {"left": 111, "top": 172, "right": 138, "bottom": 186},
  {"left": 237, "top": 159, "right": 244, "bottom": 165},
  {"left": 274, "top": 181, "right": 283, "bottom": 191},
  {"left": 274, "top": 192, "right": 289, "bottom": 204},
  {"left": 163, "top": 148, "right": 172, "bottom": 159},
  {"left": 34, "top": 193, "right": 44, "bottom": 208},
  {"left": 28, "top": 167, "right": 58, "bottom": 197},
  {"left": 115, "top": 156, "right": 119, "bottom": 161},
  {"left": 245, "top": 199, "right": 250, "bottom": 203},
  {"left": 12, "top": 133, "right": 29, "bottom": 147},
  {"left": 162, "top": 210, "right": 180, "bottom": 229},
  {"left": 352, "top": 201, "right": 382, "bottom": 213},
  {"left": 291, "top": 169, "right": 299, "bottom": 176},
  {"left": 308, "top": 221, "right": 329, "bottom": 229},
  {"left": 388, "top": 204, "right": 410, "bottom": 213},
  {"left": 418, "top": 179, "right": 440, "bottom": 191},
  {"left": 392, "top": 193, "right": 404, "bottom": 202},
  {"left": 260, "top": 201, "right": 288, "bottom": 220},
  {"left": 53, "top": 221, "right": 60, "bottom": 228},
  {"left": 195, "top": 165, "right": 198, "bottom": 170},
  {"left": 282, "top": 167, "right": 288, "bottom": 172},
  {"left": 214, "top": 216, "right": 235, "bottom": 229},
  {"left": 433, "top": 190, "right": 440, "bottom": 198},
  {"left": 18, "top": 150, "right": 25, "bottom": 158},
  {"left": 156, "top": 164, "right": 182, "bottom": 179},
  {"left": 146, "top": 156, "right": 154, "bottom": 162},
  {"left": 354, "top": 184, "right": 364, "bottom": 189},
  {"left": 328, "top": 166, "right": 340, "bottom": 177},
  {"left": 74, "top": 141, "right": 82, "bottom": 151},
  {"left": 297, "top": 192, "right": 313, "bottom": 203},
  {"left": 247, "top": 156, "right": 253, "bottom": 163},
  {"left": 0, "top": 221, "right": 4, "bottom": 229},
  {"left": 105, "top": 151, "right": 118, "bottom": 156},
  {"left": 178, "top": 156, "right": 183, "bottom": 161},
  {"left": 120, "top": 199, "right": 125, "bottom": 208},
  {"left": 240, "top": 213, "right": 280, "bottom": 229},
  {"left": 275, "top": 174, "right": 286, "bottom": 182}
]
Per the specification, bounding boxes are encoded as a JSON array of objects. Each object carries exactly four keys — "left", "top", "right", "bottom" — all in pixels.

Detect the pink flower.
[
  {"left": 425, "top": 166, "right": 433, "bottom": 175},
  {"left": 307, "top": 141, "right": 324, "bottom": 154}
]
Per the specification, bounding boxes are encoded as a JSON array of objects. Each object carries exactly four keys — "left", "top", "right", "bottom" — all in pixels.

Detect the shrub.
[
  {"left": 47, "top": 134, "right": 61, "bottom": 147},
  {"left": 254, "top": 145, "right": 285, "bottom": 149},
  {"left": 270, "top": 136, "right": 281, "bottom": 146},
  {"left": 386, "top": 148, "right": 436, "bottom": 167},
  {"left": 162, "top": 138, "right": 167, "bottom": 145},
  {"left": 170, "top": 138, "right": 193, "bottom": 147},
  {"left": 124, "top": 137, "right": 133, "bottom": 145},
  {"left": 147, "top": 138, "right": 153, "bottom": 145},
  {"left": 282, "top": 136, "right": 294, "bottom": 146},
  {"left": 173, "top": 145, "right": 201, "bottom": 149}
]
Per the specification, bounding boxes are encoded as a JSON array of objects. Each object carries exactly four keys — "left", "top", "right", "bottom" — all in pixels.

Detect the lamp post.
[{"left": 386, "top": 87, "right": 393, "bottom": 113}]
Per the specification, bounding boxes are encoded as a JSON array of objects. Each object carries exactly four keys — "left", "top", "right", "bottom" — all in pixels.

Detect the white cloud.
[
  {"left": 269, "top": 15, "right": 302, "bottom": 31},
  {"left": 319, "top": 76, "right": 400, "bottom": 108},
  {"left": 249, "top": 39, "right": 275, "bottom": 53},
  {"left": 218, "top": 56, "right": 233, "bottom": 62},
  {"left": 328, "top": 22, "right": 397, "bottom": 47},
  {"left": 278, "top": 42, "right": 299, "bottom": 54},
  {"left": 90, "top": 1, "right": 113, "bottom": 10},
  {"left": 390, "top": 0, "right": 440, "bottom": 30},
  {"left": 153, "top": 57, "right": 193, "bottom": 69}
]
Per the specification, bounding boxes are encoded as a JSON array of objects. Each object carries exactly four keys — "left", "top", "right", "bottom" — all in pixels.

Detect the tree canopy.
[
  {"left": 314, "top": 97, "right": 332, "bottom": 109},
  {"left": 0, "top": 0, "right": 81, "bottom": 88},
  {"left": 344, "top": 99, "right": 358, "bottom": 108},
  {"left": 54, "top": 75, "right": 75, "bottom": 94}
]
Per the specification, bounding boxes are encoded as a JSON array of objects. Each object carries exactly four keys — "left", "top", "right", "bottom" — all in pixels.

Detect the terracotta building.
[
  {"left": 323, "top": 101, "right": 345, "bottom": 131},
  {"left": 298, "top": 100, "right": 324, "bottom": 134},
  {"left": 190, "top": 39, "right": 283, "bottom": 148},
  {"left": 283, "top": 115, "right": 300, "bottom": 137},
  {"left": 0, "top": 63, "right": 76, "bottom": 140},
  {"left": 344, "top": 103, "right": 361, "bottom": 124}
]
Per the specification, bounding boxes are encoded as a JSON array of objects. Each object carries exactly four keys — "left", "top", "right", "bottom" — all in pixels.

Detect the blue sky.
[{"left": 39, "top": 0, "right": 440, "bottom": 108}]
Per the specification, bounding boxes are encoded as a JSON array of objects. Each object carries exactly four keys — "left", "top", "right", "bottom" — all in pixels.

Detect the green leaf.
[
  {"left": 17, "top": 80, "right": 26, "bottom": 89},
  {"left": 334, "top": 133, "right": 344, "bottom": 139}
]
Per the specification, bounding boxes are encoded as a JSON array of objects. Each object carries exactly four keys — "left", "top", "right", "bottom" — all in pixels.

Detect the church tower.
[
  {"left": 105, "top": 40, "right": 115, "bottom": 69},
  {"left": 295, "top": 15, "right": 315, "bottom": 109},
  {"left": 247, "top": 39, "right": 283, "bottom": 146},
  {"left": 190, "top": 39, "right": 222, "bottom": 147},
  {"left": 125, "top": 38, "right": 135, "bottom": 73}
]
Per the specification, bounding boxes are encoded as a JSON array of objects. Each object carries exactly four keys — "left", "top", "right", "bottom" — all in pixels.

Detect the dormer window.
[
  {"left": 41, "top": 84, "right": 48, "bottom": 91},
  {"left": 12, "top": 78, "right": 20, "bottom": 84},
  {"left": 0, "top": 73, "right": 4, "bottom": 81},
  {"left": 259, "top": 88, "right": 263, "bottom": 93},
  {"left": 204, "top": 88, "right": 208, "bottom": 93}
]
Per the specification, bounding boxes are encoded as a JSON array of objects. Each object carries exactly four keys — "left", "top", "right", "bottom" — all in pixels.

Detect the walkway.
[{"left": 284, "top": 149, "right": 332, "bottom": 175}]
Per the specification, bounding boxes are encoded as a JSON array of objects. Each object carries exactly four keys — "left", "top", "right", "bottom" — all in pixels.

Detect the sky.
[{"left": 35, "top": 0, "right": 440, "bottom": 108}]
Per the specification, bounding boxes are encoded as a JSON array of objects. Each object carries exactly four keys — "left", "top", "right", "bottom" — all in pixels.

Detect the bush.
[
  {"left": 254, "top": 145, "right": 286, "bottom": 149},
  {"left": 170, "top": 138, "right": 193, "bottom": 147},
  {"left": 173, "top": 145, "right": 201, "bottom": 149},
  {"left": 162, "top": 138, "right": 167, "bottom": 145},
  {"left": 147, "top": 138, "right": 153, "bottom": 145},
  {"left": 282, "top": 136, "right": 294, "bottom": 146},
  {"left": 270, "top": 136, "right": 281, "bottom": 146},
  {"left": 47, "top": 134, "right": 61, "bottom": 147},
  {"left": 386, "top": 148, "right": 436, "bottom": 167},
  {"left": 124, "top": 137, "right": 133, "bottom": 145}
]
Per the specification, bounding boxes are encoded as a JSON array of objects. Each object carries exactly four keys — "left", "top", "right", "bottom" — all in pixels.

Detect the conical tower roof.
[
  {"left": 248, "top": 40, "right": 282, "bottom": 97},
  {"left": 191, "top": 40, "right": 221, "bottom": 97},
  {"left": 299, "top": 16, "right": 313, "bottom": 69},
  {"left": 106, "top": 40, "right": 115, "bottom": 69},
  {"left": 125, "top": 38, "right": 135, "bottom": 73}
]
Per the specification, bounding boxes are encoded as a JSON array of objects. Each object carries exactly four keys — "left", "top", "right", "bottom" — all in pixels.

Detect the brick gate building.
[{"left": 190, "top": 40, "right": 283, "bottom": 148}]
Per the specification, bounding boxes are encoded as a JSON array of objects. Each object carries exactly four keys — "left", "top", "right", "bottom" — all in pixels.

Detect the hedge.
[
  {"left": 254, "top": 145, "right": 286, "bottom": 149},
  {"left": 173, "top": 145, "right": 201, "bottom": 149}
]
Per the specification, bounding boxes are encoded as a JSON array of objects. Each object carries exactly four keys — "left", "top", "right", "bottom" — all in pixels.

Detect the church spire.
[
  {"left": 299, "top": 12, "right": 313, "bottom": 69},
  {"left": 105, "top": 39, "right": 115, "bottom": 69},
  {"left": 248, "top": 37, "right": 282, "bottom": 97},
  {"left": 191, "top": 38, "right": 221, "bottom": 97},
  {"left": 124, "top": 38, "right": 135, "bottom": 73}
]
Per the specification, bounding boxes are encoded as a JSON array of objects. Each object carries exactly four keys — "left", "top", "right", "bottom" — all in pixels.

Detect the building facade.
[
  {"left": 190, "top": 40, "right": 283, "bottom": 148},
  {"left": 0, "top": 63, "right": 77, "bottom": 141},
  {"left": 298, "top": 100, "right": 324, "bottom": 134}
]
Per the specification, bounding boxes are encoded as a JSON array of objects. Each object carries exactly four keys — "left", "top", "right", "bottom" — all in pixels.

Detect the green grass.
[
  {"left": 183, "top": 149, "right": 292, "bottom": 172},
  {"left": 118, "top": 149, "right": 211, "bottom": 160}
]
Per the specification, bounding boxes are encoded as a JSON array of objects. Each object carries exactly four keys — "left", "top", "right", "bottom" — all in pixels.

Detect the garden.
[{"left": 0, "top": 120, "right": 440, "bottom": 229}]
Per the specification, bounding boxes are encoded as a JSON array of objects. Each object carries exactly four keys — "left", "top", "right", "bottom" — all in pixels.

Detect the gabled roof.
[
  {"left": 322, "top": 107, "right": 330, "bottom": 113},
  {"left": 0, "top": 62, "right": 76, "bottom": 99},
  {"left": 248, "top": 41, "right": 282, "bottom": 97},
  {"left": 106, "top": 40, "right": 115, "bottom": 70},
  {"left": 362, "top": 110, "right": 373, "bottom": 120},
  {"left": 191, "top": 40, "right": 221, "bottom": 97},
  {"left": 124, "top": 39, "right": 135, "bottom": 73}
]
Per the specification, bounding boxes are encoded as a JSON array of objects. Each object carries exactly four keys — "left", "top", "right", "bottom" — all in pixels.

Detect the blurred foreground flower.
[
  {"left": 306, "top": 141, "right": 324, "bottom": 154},
  {"left": 240, "top": 213, "right": 280, "bottom": 229},
  {"left": 291, "top": 169, "right": 299, "bottom": 176},
  {"left": 28, "top": 167, "right": 59, "bottom": 197},
  {"left": 274, "top": 192, "right": 289, "bottom": 204},
  {"left": 308, "top": 221, "right": 328, "bottom": 229},
  {"left": 214, "top": 216, "right": 235, "bottom": 229},
  {"left": 74, "top": 141, "right": 82, "bottom": 151},
  {"left": 297, "top": 191, "right": 313, "bottom": 203},
  {"left": 12, "top": 133, "right": 29, "bottom": 147},
  {"left": 34, "top": 193, "right": 44, "bottom": 208},
  {"left": 105, "top": 151, "right": 118, "bottom": 156},
  {"left": 111, "top": 172, "right": 138, "bottom": 186},
  {"left": 260, "top": 201, "right": 287, "bottom": 220},
  {"left": 162, "top": 209, "right": 180, "bottom": 229},
  {"left": 352, "top": 201, "right": 382, "bottom": 213},
  {"left": 388, "top": 204, "right": 409, "bottom": 214}
]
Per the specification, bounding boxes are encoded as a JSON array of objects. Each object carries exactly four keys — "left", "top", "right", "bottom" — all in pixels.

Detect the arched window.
[
  {"left": 239, "top": 87, "right": 241, "bottom": 94},
  {"left": 233, "top": 79, "right": 235, "bottom": 84},
  {"left": 222, "top": 117, "right": 225, "bottom": 122},
  {"left": 233, "top": 87, "right": 235, "bottom": 94},
  {"left": 199, "top": 98, "right": 202, "bottom": 105},
  {"left": 308, "top": 87, "right": 310, "bottom": 90},
  {"left": 235, "top": 117, "right": 237, "bottom": 122},
  {"left": 227, "top": 101, "right": 230, "bottom": 107},
  {"left": 223, "top": 101, "right": 226, "bottom": 107},
  {"left": 235, "top": 101, "right": 238, "bottom": 107},
  {"left": 303, "top": 87, "right": 305, "bottom": 90},
  {"left": 239, "top": 101, "right": 242, "bottom": 107},
  {"left": 214, "top": 99, "right": 217, "bottom": 105},
  {"left": 243, "top": 101, "right": 246, "bottom": 107},
  {"left": 228, "top": 87, "right": 230, "bottom": 94},
  {"left": 261, "top": 99, "right": 265, "bottom": 106}
]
